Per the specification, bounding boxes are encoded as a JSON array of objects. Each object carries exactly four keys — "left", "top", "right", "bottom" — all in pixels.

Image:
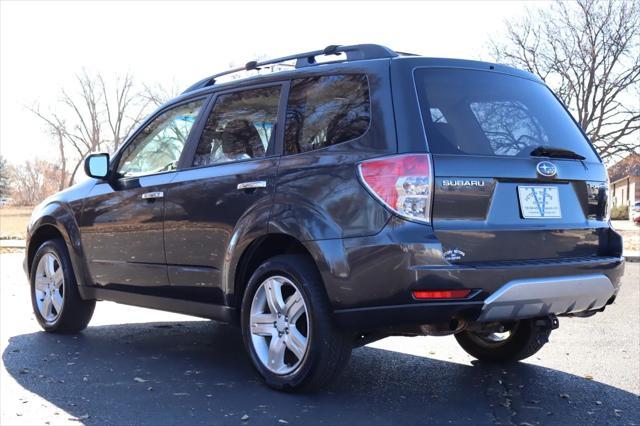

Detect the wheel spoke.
[
  {"left": 51, "top": 291, "right": 63, "bottom": 313},
  {"left": 264, "top": 278, "right": 286, "bottom": 314},
  {"left": 53, "top": 268, "right": 64, "bottom": 288},
  {"left": 250, "top": 313, "right": 277, "bottom": 336},
  {"left": 285, "top": 327, "right": 307, "bottom": 360},
  {"left": 267, "top": 334, "right": 287, "bottom": 372},
  {"left": 34, "top": 276, "right": 49, "bottom": 292},
  {"left": 42, "top": 294, "right": 53, "bottom": 318},
  {"left": 45, "top": 255, "right": 56, "bottom": 278},
  {"left": 284, "top": 290, "right": 305, "bottom": 323}
]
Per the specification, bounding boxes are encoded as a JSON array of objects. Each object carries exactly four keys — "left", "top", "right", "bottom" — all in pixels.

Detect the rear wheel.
[
  {"left": 30, "top": 239, "right": 95, "bottom": 333},
  {"left": 455, "top": 319, "right": 551, "bottom": 362},
  {"left": 241, "top": 255, "right": 352, "bottom": 391}
]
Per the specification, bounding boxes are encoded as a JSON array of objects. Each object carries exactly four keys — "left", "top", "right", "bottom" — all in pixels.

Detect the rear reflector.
[
  {"left": 412, "top": 290, "right": 471, "bottom": 300},
  {"left": 358, "top": 154, "right": 433, "bottom": 223}
]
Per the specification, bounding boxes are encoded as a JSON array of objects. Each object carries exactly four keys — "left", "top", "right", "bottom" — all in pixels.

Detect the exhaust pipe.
[{"left": 420, "top": 318, "right": 466, "bottom": 336}]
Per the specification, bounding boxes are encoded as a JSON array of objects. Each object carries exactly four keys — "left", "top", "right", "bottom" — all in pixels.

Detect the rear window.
[
  {"left": 414, "top": 68, "right": 598, "bottom": 161},
  {"left": 284, "top": 74, "right": 370, "bottom": 154}
]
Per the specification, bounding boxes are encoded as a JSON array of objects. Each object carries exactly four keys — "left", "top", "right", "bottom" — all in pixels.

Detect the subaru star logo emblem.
[{"left": 536, "top": 161, "right": 557, "bottom": 178}]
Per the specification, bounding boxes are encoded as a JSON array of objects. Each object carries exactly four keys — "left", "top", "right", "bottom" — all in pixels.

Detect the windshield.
[{"left": 414, "top": 68, "right": 598, "bottom": 162}]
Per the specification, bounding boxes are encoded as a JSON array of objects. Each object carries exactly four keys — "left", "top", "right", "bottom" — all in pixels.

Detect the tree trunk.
[{"left": 57, "top": 130, "right": 67, "bottom": 190}]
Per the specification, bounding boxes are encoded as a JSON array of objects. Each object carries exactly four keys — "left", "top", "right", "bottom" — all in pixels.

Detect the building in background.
[{"left": 608, "top": 153, "right": 640, "bottom": 212}]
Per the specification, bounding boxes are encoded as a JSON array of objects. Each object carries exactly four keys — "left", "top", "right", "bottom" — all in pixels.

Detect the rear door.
[
  {"left": 412, "top": 67, "right": 610, "bottom": 263},
  {"left": 162, "top": 83, "right": 283, "bottom": 301}
]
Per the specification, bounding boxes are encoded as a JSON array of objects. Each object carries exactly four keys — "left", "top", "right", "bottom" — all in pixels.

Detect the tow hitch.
[
  {"left": 535, "top": 314, "right": 559, "bottom": 331},
  {"left": 534, "top": 315, "right": 559, "bottom": 345}
]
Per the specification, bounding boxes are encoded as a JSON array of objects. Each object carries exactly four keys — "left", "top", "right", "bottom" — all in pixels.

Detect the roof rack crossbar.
[{"left": 182, "top": 44, "right": 398, "bottom": 94}]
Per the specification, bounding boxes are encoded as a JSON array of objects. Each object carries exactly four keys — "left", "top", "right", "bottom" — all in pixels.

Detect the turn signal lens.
[
  {"left": 412, "top": 290, "right": 471, "bottom": 300},
  {"left": 358, "top": 154, "right": 433, "bottom": 223}
]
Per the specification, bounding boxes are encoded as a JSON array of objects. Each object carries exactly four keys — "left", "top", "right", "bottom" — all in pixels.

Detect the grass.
[{"left": 0, "top": 206, "right": 33, "bottom": 239}]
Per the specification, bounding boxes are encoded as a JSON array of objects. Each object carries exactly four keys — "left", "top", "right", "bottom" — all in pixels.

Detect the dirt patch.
[
  {"left": 0, "top": 247, "right": 24, "bottom": 254},
  {"left": 619, "top": 229, "right": 640, "bottom": 252}
]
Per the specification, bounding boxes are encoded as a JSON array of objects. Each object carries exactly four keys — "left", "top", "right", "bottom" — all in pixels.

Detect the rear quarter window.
[
  {"left": 284, "top": 74, "right": 370, "bottom": 154},
  {"left": 414, "top": 68, "right": 598, "bottom": 162}
]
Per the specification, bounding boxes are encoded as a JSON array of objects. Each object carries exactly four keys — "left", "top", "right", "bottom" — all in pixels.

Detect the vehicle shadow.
[{"left": 3, "top": 320, "right": 638, "bottom": 425}]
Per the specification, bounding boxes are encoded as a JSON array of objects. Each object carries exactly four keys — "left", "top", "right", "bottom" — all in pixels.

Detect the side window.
[
  {"left": 192, "top": 86, "right": 281, "bottom": 167},
  {"left": 118, "top": 100, "right": 204, "bottom": 178},
  {"left": 284, "top": 74, "right": 370, "bottom": 155}
]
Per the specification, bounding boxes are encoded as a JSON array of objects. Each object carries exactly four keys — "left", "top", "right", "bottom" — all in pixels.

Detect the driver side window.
[{"left": 118, "top": 99, "right": 204, "bottom": 178}]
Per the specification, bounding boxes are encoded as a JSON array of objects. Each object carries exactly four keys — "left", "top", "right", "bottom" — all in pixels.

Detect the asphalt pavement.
[{"left": 1, "top": 252, "right": 638, "bottom": 425}]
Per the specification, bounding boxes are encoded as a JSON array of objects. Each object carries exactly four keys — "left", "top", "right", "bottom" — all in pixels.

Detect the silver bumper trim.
[{"left": 478, "top": 274, "right": 615, "bottom": 322}]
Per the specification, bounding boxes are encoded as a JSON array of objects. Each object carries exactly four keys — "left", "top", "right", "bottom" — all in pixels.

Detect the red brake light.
[
  {"left": 358, "top": 154, "right": 433, "bottom": 223},
  {"left": 412, "top": 290, "right": 471, "bottom": 300}
]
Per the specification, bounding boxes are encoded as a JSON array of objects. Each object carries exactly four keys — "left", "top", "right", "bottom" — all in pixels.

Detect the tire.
[
  {"left": 454, "top": 319, "right": 551, "bottom": 362},
  {"left": 30, "top": 239, "right": 96, "bottom": 333},
  {"left": 241, "top": 255, "right": 352, "bottom": 392}
]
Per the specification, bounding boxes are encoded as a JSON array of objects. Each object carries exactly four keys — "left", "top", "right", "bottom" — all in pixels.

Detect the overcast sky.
[{"left": 0, "top": 0, "right": 535, "bottom": 165}]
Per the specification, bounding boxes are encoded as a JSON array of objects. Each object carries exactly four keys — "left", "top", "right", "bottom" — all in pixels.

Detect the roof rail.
[{"left": 182, "top": 44, "right": 398, "bottom": 94}]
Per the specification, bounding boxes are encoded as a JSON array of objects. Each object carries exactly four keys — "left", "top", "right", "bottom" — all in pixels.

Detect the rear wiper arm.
[{"left": 530, "top": 145, "right": 586, "bottom": 160}]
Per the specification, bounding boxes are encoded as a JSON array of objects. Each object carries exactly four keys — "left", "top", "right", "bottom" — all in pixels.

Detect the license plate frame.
[{"left": 517, "top": 185, "right": 561, "bottom": 219}]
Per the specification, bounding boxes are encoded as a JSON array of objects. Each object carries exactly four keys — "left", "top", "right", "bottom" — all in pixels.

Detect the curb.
[{"left": 624, "top": 253, "right": 640, "bottom": 263}]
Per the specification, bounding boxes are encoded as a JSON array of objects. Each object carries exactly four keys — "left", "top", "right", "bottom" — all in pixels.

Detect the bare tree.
[
  {"left": 25, "top": 108, "right": 68, "bottom": 190},
  {"left": 142, "top": 81, "right": 182, "bottom": 108},
  {"left": 490, "top": 0, "right": 640, "bottom": 161},
  {"left": 101, "top": 73, "right": 149, "bottom": 150},
  {"left": 0, "top": 155, "right": 10, "bottom": 198},
  {"left": 8, "top": 160, "right": 62, "bottom": 205},
  {"left": 30, "top": 70, "right": 151, "bottom": 187}
]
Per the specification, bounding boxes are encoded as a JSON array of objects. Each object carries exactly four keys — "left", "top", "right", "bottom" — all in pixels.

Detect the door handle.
[
  {"left": 141, "top": 191, "right": 164, "bottom": 200},
  {"left": 237, "top": 181, "right": 267, "bottom": 190}
]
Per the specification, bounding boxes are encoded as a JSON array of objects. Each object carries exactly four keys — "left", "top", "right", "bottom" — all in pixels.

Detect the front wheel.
[
  {"left": 30, "top": 239, "right": 95, "bottom": 333},
  {"left": 455, "top": 319, "right": 551, "bottom": 362},
  {"left": 241, "top": 255, "right": 352, "bottom": 391}
]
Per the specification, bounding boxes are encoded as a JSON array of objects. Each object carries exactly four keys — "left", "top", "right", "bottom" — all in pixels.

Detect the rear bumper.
[
  {"left": 319, "top": 219, "right": 625, "bottom": 331},
  {"left": 333, "top": 268, "right": 621, "bottom": 330}
]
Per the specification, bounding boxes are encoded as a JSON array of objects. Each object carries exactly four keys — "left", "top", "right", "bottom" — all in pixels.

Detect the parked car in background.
[
  {"left": 25, "top": 44, "right": 625, "bottom": 391},
  {"left": 631, "top": 202, "right": 640, "bottom": 224}
]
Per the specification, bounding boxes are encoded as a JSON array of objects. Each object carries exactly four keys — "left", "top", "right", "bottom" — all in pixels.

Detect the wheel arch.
[
  {"left": 230, "top": 233, "right": 332, "bottom": 312},
  {"left": 27, "top": 223, "right": 66, "bottom": 274},
  {"left": 27, "top": 205, "right": 90, "bottom": 289}
]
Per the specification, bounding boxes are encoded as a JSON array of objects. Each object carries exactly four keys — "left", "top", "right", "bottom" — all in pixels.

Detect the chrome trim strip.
[
  {"left": 141, "top": 191, "right": 164, "bottom": 199},
  {"left": 237, "top": 181, "right": 267, "bottom": 190}
]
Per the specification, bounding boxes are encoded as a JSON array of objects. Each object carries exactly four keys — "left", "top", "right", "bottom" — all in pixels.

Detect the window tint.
[
  {"left": 414, "top": 69, "right": 598, "bottom": 161},
  {"left": 193, "top": 86, "right": 281, "bottom": 167},
  {"left": 118, "top": 100, "right": 203, "bottom": 177},
  {"left": 284, "top": 74, "right": 370, "bottom": 154}
]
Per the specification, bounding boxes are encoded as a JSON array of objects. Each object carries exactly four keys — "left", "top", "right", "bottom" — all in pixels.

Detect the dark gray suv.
[{"left": 25, "top": 44, "right": 625, "bottom": 391}]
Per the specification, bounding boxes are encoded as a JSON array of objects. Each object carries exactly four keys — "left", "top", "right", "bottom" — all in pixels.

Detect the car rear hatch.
[{"left": 413, "top": 66, "right": 613, "bottom": 263}]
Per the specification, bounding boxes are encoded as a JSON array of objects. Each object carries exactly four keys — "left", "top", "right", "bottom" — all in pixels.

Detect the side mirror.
[{"left": 84, "top": 153, "right": 110, "bottom": 179}]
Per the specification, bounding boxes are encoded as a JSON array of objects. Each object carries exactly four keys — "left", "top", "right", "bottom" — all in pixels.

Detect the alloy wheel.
[
  {"left": 249, "top": 275, "right": 310, "bottom": 375},
  {"left": 34, "top": 252, "right": 65, "bottom": 323}
]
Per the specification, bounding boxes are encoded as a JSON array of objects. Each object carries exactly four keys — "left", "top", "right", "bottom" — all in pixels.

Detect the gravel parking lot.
[{"left": 1, "top": 251, "right": 638, "bottom": 425}]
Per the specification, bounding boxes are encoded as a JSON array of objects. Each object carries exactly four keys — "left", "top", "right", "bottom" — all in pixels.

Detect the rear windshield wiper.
[{"left": 530, "top": 145, "right": 586, "bottom": 160}]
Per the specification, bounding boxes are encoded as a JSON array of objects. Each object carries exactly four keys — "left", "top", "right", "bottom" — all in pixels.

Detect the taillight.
[{"left": 358, "top": 154, "right": 433, "bottom": 223}]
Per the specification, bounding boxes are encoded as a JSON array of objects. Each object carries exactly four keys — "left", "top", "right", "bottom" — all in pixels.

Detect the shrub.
[{"left": 611, "top": 205, "right": 629, "bottom": 220}]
